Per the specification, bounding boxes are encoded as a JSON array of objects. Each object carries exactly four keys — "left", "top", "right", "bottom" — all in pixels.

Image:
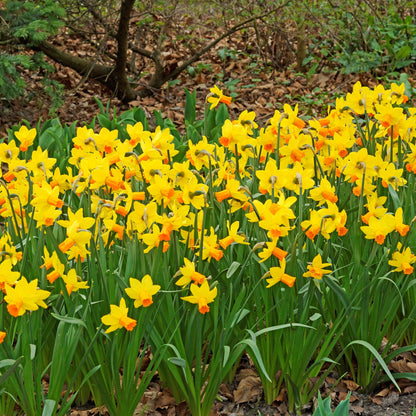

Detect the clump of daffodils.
[{"left": 0, "top": 81, "right": 415, "bottom": 335}]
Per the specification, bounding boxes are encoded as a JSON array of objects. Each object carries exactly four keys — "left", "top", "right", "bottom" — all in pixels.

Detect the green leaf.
[
  {"left": 309, "top": 313, "right": 322, "bottom": 322},
  {"left": 184, "top": 88, "right": 197, "bottom": 125},
  {"left": 313, "top": 392, "right": 332, "bottom": 416},
  {"left": 346, "top": 340, "right": 400, "bottom": 391},
  {"left": 215, "top": 104, "right": 229, "bottom": 127},
  {"left": 186, "top": 122, "right": 202, "bottom": 144},
  {"left": 388, "top": 184, "right": 401, "bottom": 210},
  {"left": 254, "top": 322, "right": 314, "bottom": 337},
  {"left": 380, "top": 372, "right": 416, "bottom": 382},
  {"left": 230, "top": 308, "right": 250, "bottom": 327},
  {"left": 226, "top": 261, "right": 240, "bottom": 279},
  {"left": 58, "top": 365, "right": 101, "bottom": 416},
  {"left": 97, "top": 113, "right": 112, "bottom": 129},
  {"left": 395, "top": 45, "right": 411, "bottom": 61},
  {"left": 51, "top": 313, "right": 87, "bottom": 328},
  {"left": 168, "top": 357, "right": 187, "bottom": 368},
  {"left": 30, "top": 344, "right": 36, "bottom": 360},
  {"left": 237, "top": 336, "right": 271, "bottom": 382},
  {"left": 42, "top": 399, "right": 56, "bottom": 416},
  {"left": 153, "top": 110, "right": 164, "bottom": 127},
  {"left": 333, "top": 392, "right": 351, "bottom": 416},
  {"left": 0, "top": 357, "right": 23, "bottom": 385},
  {"left": 223, "top": 346, "right": 230, "bottom": 367}
]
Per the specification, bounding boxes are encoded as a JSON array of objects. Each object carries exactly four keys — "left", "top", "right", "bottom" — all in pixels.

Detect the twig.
[{"left": 164, "top": 0, "right": 292, "bottom": 83}]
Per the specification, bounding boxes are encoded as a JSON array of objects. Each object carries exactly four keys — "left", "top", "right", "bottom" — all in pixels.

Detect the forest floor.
[{"left": 1, "top": 15, "right": 416, "bottom": 415}]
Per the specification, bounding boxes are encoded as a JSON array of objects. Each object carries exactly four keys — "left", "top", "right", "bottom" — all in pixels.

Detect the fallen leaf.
[
  {"left": 390, "top": 359, "right": 416, "bottom": 373},
  {"left": 350, "top": 405, "right": 364, "bottom": 414},
  {"left": 375, "top": 387, "right": 390, "bottom": 398},
  {"left": 218, "top": 383, "right": 233, "bottom": 400},
  {"left": 404, "top": 385, "right": 416, "bottom": 394},
  {"left": 235, "top": 367, "right": 258, "bottom": 382},
  {"left": 233, "top": 375, "right": 263, "bottom": 403},
  {"left": 343, "top": 379, "right": 360, "bottom": 391},
  {"left": 275, "top": 386, "right": 287, "bottom": 402},
  {"left": 338, "top": 391, "right": 349, "bottom": 401},
  {"left": 370, "top": 396, "right": 382, "bottom": 405},
  {"left": 154, "top": 388, "right": 176, "bottom": 409}
]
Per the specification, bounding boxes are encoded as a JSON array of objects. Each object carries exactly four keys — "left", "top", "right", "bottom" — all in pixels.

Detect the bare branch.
[{"left": 164, "top": 0, "right": 292, "bottom": 83}]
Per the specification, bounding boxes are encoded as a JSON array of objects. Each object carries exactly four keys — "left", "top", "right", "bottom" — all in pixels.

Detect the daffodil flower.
[
  {"left": 303, "top": 254, "right": 332, "bottom": 280},
  {"left": 206, "top": 85, "right": 232, "bottom": 110},
  {"left": 14, "top": 125, "right": 36, "bottom": 152},
  {"left": 389, "top": 244, "right": 416, "bottom": 275},
  {"left": 4, "top": 277, "right": 50, "bottom": 317},
  {"left": 181, "top": 281, "right": 218, "bottom": 314},
  {"left": 176, "top": 258, "right": 206, "bottom": 287},
  {"left": 265, "top": 258, "right": 296, "bottom": 288},
  {"left": 101, "top": 298, "right": 137, "bottom": 333},
  {"left": 62, "top": 269, "right": 89, "bottom": 295},
  {"left": 125, "top": 275, "right": 160, "bottom": 308}
]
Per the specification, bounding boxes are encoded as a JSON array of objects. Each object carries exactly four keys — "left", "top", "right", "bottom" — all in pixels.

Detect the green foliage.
[
  {"left": 283, "top": 0, "right": 415, "bottom": 77},
  {"left": 312, "top": 392, "right": 351, "bottom": 416},
  {"left": 2, "top": 0, "right": 65, "bottom": 45},
  {"left": 0, "top": 1, "right": 65, "bottom": 104},
  {"left": 0, "top": 54, "right": 32, "bottom": 101},
  {"left": 335, "top": 14, "right": 416, "bottom": 74}
]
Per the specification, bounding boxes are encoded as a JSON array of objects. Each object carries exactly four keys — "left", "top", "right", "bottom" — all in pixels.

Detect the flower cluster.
[{"left": 0, "top": 81, "right": 414, "bottom": 340}]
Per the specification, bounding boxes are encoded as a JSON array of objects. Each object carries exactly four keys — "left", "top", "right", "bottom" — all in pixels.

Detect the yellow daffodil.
[
  {"left": 198, "top": 227, "right": 223, "bottom": 262},
  {"left": 283, "top": 162, "right": 315, "bottom": 194},
  {"left": 394, "top": 207, "right": 409, "bottom": 237},
  {"left": 219, "top": 220, "right": 249, "bottom": 249},
  {"left": 219, "top": 119, "right": 247, "bottom": 148},
  {"left": 62, "top": 269, "right": 89, "bottom": 295},
  {"left": 206, "top": 85, "right": 232, "bottom": 110},
  {"left": 176, "top": 258, "right": 206, "bottom": 287},
  {"left": 236, "top": 110, "right": 258, "bottom": 134},
  {"left": 215, "top": 178, "right": 247, "bottom": 203},
  {"left": 26, "top": 147, "right": 57, "bottom": 182},
  {"left": 142, "top": 224, "right": 170, "bottom": 253},
  {"left": 257, "top": 240, "right": 288, "bottom": 263},
  {"left": 46, "top": 254, "right": 65, "bottom": 284},
  {"left": 0, "top": 235, "right": 22, "bottom": 266},
  {"left": 389, "top": 244, "right": 415, "bottom": 275},
  {"left": 4, "top": 277, "right": 50, "bottom": 317},
  {"left": 14, "top": 125, "right": 36, "bottom": 152},
  {"left": 94, "top": 127, "right": 119, "bottom": 154},
  {"left": 301, "top": 209, "right": 322, "bottom": 240},
  {"left": 180, "top": 177, "right": 208, "bottom": 210},
  {"left": 126, "top": 121, "right": 150, "bottom": 147},
  {"left": 265, "top": 258, "right": 296, "bottom": 288},
  {"left": 256, "top": 160, "right": 288, "bottom": 195},
  {"left": 125, "top": 275, "right": 161, "bottom": 308},
  {"left": 309, "top": 177, "right": 338, "bottom": 205},
  {"left": 0, "top": 259, "right": 20, "bottom": 292},
  {"left": 361, "top": 194, "right": 387, "bottom": 225},
  {"left": 360, "top": 214, "right": 396, "bottom": 244},
  {"left": 58, "top": 208, "right": 95, "bottom": 253},
  {"left": 101, "top": 298, "right": 137, "bottom": 333},
  {"left": 303, "top": 254, "right": 332, "bottom": 279},
  {"left": 181, "top": 281, "right": 218, "bottom": 314},
  {"left": 0, "top": 140, "right": 20, "bottom": 163},
  {"left": 186, "top": 136, "right": 215, "bottom": 171}
]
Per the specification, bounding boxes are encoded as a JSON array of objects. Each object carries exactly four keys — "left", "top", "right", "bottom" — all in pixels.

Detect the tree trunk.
[
  {"left": 106, "top": 0, "right": 138, "bottom": 102},
  {"left": 38, "top": 0, "right": 138, "bottom": 103}
]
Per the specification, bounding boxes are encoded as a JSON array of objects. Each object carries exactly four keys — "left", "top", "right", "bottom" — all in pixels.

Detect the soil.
[{"left": 67, "top": 358, "right": 416, "bottom": 416}]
